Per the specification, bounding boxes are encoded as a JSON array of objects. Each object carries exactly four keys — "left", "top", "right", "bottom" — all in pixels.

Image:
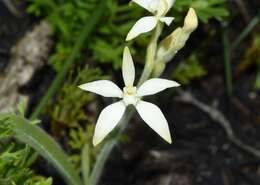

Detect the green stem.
[
  {"left": 89, "top": 140, "right": 115, "bottom": 185},
  {"left": 138, "top": 23, "right": 163, "bottom": 86},
  {"left": 89, "top": 109, "right": 135, "bottom": 185},
  {"left": 231, "top": 15, "right": 259, "bottom": 50},
  {"left": 90, "top": 23, "right": 163, "bottom": 185},
  {"left": 30, "top": 1, "right": 107, "bottom": 120},
  {"left": 222, "top": 24, "right": 233, "bottom": 96},
  {"left": 82, "top": 143, "right": 90, "bottom": 185}
]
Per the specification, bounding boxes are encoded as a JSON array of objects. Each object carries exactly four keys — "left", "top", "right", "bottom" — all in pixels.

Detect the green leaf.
[
  {"left": 7, "top": 115, "right": 82, "bottom": 185},
  {"left": 0, "top": 178, "right": 10, "bottom": 185}
]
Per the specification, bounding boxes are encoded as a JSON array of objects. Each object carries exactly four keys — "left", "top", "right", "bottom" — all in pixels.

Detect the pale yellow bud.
[
  {"left": 156, "top": 8, "right": 198, "bottom": 65},
  {"left": 184, "top": 8, "right": 198, "bottom": 32}
]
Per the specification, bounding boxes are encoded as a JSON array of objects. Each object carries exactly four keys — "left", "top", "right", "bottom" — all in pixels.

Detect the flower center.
[{"left": 123, "top": 86, "right": 139, "bottom": 106}]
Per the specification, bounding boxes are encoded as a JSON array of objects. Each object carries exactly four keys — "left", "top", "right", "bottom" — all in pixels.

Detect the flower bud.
[
  {"left": 183, "top": 8, "right": 198, "bottom": 33},
  {"left": 156, "top": 8, "right": 198, "bottom": 64}
]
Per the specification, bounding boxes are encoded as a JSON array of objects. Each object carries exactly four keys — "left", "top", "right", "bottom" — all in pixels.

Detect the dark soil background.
[{"left": 0, "top": 1, "right": 260, "bottom": 185}]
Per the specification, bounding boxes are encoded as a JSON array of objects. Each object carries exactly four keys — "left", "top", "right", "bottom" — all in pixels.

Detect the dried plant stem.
[
  {"left": 176, "top": 89, "right": 260, "bottom": 159},
  {"left": 2, "top": 0, "right": 20, "bottom": 16}
]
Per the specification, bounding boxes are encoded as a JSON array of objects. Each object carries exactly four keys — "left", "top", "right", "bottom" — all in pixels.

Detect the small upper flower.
[
  {"left": 126, "top": 0, "right": 175, "bottom": 41},
  {"left": 79, "top": 47, "right": 180, "bottom": 146}
]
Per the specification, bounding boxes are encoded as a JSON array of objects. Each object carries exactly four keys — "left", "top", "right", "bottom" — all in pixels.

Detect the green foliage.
[
  {"left": 173, "top": 0, "right": 229, "bottom": 23},
  {"left": 69, "top": 124, "right": 97, "bottom": 171},
  {"left": 46, "top": 67, "right": 105, "bottom": 170},
  {"left": 27, "top": 0, "right": 100, "bottom": 71},
  {"left": 238, "top": 34, "right": 260, "bottom": 89},
  {"left": 48, "top": 67, "right": 106, "bottom": 128},
  {"left": 26, "top": 0, "right": 230, "bottom": 72},
  {"left": 0, "top": 114, "right": 52, "bottom": 185},
  {"left": 26, "top": 0, "right": 146, "bottom": 70},
  {"left": 0, "top": 117, "right": 12, "bottom": 139},
  {"left": 89, "top": 1, "right": 147, "bottom": 69},
  {"left": 173, "top": 54, "right": 207, "bottom": 85},
  {"left": 0, "top": 143, "right": 52, "bottom": 185},
  {"left": 2, "top": 113, "right": 82, "bottom": 185},
  {"left": 0, "top": 108, "right": 52, "bottom": 184}
]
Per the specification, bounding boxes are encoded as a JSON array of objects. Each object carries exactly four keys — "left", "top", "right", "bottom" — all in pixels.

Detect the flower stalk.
[
  {"left": 138, "top": 23, "right": 163, "bottom": 86},
  {"left": 88, "top": 20, "right": 168, "bottom": 185},
  {"left": 85, "top": 6, "right": 199, "bottom": 185},
  {"left": 81, "top": 2, "right": 198, "bottom": 185},
  {"left": 88, "top": 21, "right": 171, "bottom": 185}
]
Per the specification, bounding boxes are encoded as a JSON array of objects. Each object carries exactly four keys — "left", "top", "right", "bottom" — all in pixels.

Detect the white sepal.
[
  {"left": 93, "top": 101, "right": 126, "bottom": 146},
  {"left": 137, "top": 78, "right": 180, "bottom": 97},
  {"left": 160, "top": 17, "right": 174, "bottom": 26},
  {"left": 156, "top": 0, "right": 168, "bottom": 16},
  {"left": 136, "top": 101, "right": 172, "bottom": 143},
  {"left": 126, "top": 16, "right": 157, "bottom": 41},
  {"left": 79, "top": 80, "right": 123, "bottom": 98},
  {"left": 131, "top": 0, "right": 160, "bottom": 13},
  {"left": 122, "top": 47, "right": 135, "bottom": 87}
]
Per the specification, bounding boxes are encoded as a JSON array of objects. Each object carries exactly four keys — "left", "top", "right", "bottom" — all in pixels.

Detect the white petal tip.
[
  {"left": 171, "top": 81, "right": 181, "bottom": 87},
  {"left": 165, "top": 136, "right": 172, "bottom": 144},
  {"left": 78, "top": 84, "right": 86, "bottom": 90},
  {"left": 164, "top": 80, "right": 181, "bottom": 88},
  {"left": 126, "top": 35, "right": 134, "bottom": 41},
  {"left": 93, "top": 138, "right": 101, "bottom": 146},
  {"left": 161, "top": 132, "right": 172, "bottom": 144},
  {"left": 78, "top": 85, "right": 83, "bottom": 88}
]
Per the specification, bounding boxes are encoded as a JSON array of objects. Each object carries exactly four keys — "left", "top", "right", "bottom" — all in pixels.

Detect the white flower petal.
[
  {"left": 157, "top": 0, "right": 169, "bottom": 16},
  {"left": 132, "top": 0, "right": 160, "bottom": 13},
  {"left": 160, "top": 17, "right": 174, "bottom": 26},
  {"left": 126, "top": 16, "right": 157, "bottom": 41},
  {"left": 93, "top": 101, "right": 126, "bottom": 146},
  {"left": 136, "top": 101, "right": 172, "bottom": 143},
  {"left": 122, "top": 47, "right": 135, "bottom": 87},
  {"left": 137, "top": 78, "right": 180, "bottom": 97},
  {"left": 79, "top": 80, "right": 123, "bottom": 98}
]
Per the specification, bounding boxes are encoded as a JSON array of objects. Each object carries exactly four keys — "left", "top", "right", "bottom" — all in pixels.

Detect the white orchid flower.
[
  {"left": 79, "top": 47, "right": 180, "bottom": 146},
  {"left": 126, "top": 0, "right": 175, "bottom": 41}
]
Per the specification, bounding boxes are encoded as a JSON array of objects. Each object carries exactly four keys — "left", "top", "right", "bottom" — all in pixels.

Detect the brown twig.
[
  {"left": 176, "top": 89, "right": 260, "bottom": 159},
  {"left": 2, "top": 0, "right": 20, "bottom": 17},
  {"left": 235, "top": 0, "right": 251, "bottom": 23}
]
